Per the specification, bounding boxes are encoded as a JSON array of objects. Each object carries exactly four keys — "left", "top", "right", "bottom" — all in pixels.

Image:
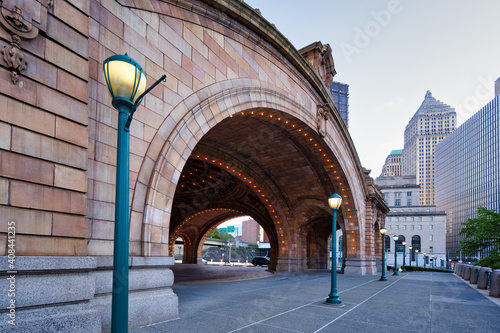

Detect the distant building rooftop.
[{"left": 390, "top": 149, "right": 403, "bottom": 155}]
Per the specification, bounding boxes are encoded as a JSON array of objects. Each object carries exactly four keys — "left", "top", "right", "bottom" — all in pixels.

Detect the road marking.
[
  {"left": 228, "top": 277, "right": 385, "bottom": 333},
  {"left": 314, "top": 275, "right": 407, "bottom": 333}
]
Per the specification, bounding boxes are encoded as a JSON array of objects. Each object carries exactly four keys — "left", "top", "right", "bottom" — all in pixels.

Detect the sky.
[{"left": 243, "top": 0, "right": 500, "bottom": 176}]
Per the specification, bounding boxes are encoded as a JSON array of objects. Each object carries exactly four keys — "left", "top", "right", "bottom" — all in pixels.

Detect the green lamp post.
[
  {"left": 423, "top": 252, "right": 427, "bottom": 268},
  {"left": 103, "top": 54, "right": 165, "bottom": 333},
  {"left": 379, "top": 227, "right": 387, "bottom": 281},
  {"left": 415, "top": 249, "right": 419, "bottom": 267},
  {"left": 408, "top": 246, "right": 412, "bottom": 265},
  {"left": 326, "top": 193, "right": 343, "bottom": 305},
  {"left": 402, "top": 241, "right": 406, "bottom": 272},
  {"left": 393, "top": 234, "right": 399, "bottom": 276}
]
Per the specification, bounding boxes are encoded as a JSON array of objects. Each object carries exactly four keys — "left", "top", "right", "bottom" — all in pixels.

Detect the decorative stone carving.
[
  {"left": 299, "top": 42, "right": 337, "bottom": 89},
  {"left": 316, "top": 104, "right": 329, "bottom": 137},
  {"left": 0, "top": 3, "right": 38, "bottom": 39},
  {"left": 0, "top": 2, "right": 42, "bottom": 84},
  {"left": 2, "top": 34, "right": 26, "bottom": 84}
]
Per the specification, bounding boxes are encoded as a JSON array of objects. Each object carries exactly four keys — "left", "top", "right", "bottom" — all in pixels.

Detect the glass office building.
[
  {"left": 330, "top": 81, "right": 349, "bottom": 128},
  {"left": 435, "top": 95, "right": 500, "bottom": 259}
]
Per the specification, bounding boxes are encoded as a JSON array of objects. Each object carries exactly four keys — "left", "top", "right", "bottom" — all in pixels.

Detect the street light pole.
[
  {"left": 103, "top": 54, "right": 166, "bottom": 333},
  {"left": 415, "top": 249, "right": 419, "bottom": 267},
  {"left": 402, "top": 241, "right": 406, "bottom": 272},
  {"left": 326, "top": 194, "right": 342, "bottom": 305},
  {"left": 409, "top": 246, "right": 412, "bottom": 266},
  {"left": 393, "top": 235, "right": 399, "bottom": 276},
  {"left": 424, "top": 252, "right": 427, "bottom": 268},
  {"left": 379, "top": 227, "right": 387, "bottom": 281}
]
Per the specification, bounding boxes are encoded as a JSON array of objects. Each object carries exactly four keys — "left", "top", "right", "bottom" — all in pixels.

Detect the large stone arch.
[{"left": 134, "top": 84, "right": 369, "bottom": 272}]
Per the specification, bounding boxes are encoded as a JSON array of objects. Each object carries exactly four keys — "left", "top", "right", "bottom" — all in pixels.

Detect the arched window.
[
  {"left": 412, "top": 235, "right": 421, "bottom": 251},
  {"left": 396, "top": 235, "right": 405, "bottom": 252},
  {"left": 384, "top": 235, "right": 391, "bottom": 252}
]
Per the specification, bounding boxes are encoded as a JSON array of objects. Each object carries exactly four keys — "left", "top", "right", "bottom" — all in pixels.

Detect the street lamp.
[
  {"left": 379, "top": 227, "right": 387, "bottom": 281},
  {"left": 393, "top": 235, "right": 399, "bottom": 276},
  {"left": 408, "top": 246, "right": 412, "bottom": 265},
  {"left": 402, "top": 241, "right": 406, "bottom": 272},
  {"left": 103, "top": 53, "right": 166, "bottom": 333},
  {"left": 423, "top": 252, "right": 427, "bottom": 268},
  {"left": 326, "top": 193, "right": 342, "bottom": 305},
  {"left": 432, "top": 255, "right": 435, "bottom": 269},
  {"left": 415, "top": 249, "right": 419, "bottom": 267}
]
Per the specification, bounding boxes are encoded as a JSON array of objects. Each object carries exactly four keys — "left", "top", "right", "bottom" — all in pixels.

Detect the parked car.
[{"left": 251, "top": 256, "right": 269, "bottom": 266}]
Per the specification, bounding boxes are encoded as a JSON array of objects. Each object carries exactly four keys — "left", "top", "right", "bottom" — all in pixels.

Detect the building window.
[
  {"left": 429, "top": 216, "right": 433, "bottom": 221},
  {"left": 418, "top": 217, "right": 422, "bottom": 221},
  {"left": 411, "top": 225, "right": 414, "bottom": 230},
  {"left": 407, "top": 192, "right": 412, "bottom": 196},
  {"left": 407, "top": 199, "right": 412, "bottom": 206},
  {"left": 384, "top": 235, "right": 391, "bottom": 252},
  {"left": 395, "top": 225, "right": 399, "bottom": 230},
  {"left": 429, "top": 235, "right": 433, "bottom": 241},
  {"left": 395, "top": 192, "right": 402, "bottom": 197},
  {"left": 396, "top": 235, "right": 406, "bottom": 252},
  {"left": 388, "top": 225, "right": 391, "bottom": 230},
  {"left": 429, "top": 225, "right": 433, "bottom": 230},
  {"left": 403, "top": 225, "right": 407, "bottom": 230},
  {"left": 418, "top": 225, "right": 422, "bottom": 230},
  {"left": 395, "top": 199, "right": 401, "bottom": 206}
]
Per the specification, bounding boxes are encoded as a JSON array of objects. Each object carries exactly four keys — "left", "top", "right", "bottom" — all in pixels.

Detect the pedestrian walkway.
[{"left": 132, "top": 270, "right": 500, "bottom": 332}]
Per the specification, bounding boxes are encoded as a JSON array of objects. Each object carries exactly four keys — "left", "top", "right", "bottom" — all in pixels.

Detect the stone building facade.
[
  {"left": 0, "top": 0, "right": 387, "bottom": 330},
  {"left": 375, "top": 176, "right": 446, "bottom": 267}
]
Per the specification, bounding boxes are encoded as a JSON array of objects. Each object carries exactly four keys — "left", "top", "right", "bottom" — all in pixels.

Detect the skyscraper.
[
  {"left": 435, "top": 94, "right": 500, "bottom": 259},
  {"left": 403, "top": 91, "right": 456, "bottom": 206},
  {"left": 330, "top": 81, "right": 349, "bottom": 128},
  {"left": 380, "top": 149, "right": 403, "bottom": 177}
]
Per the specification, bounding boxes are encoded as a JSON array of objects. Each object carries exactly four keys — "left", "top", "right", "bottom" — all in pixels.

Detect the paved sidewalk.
[{"left": 132, "top": 270, "right": 500, "bottom": 332}]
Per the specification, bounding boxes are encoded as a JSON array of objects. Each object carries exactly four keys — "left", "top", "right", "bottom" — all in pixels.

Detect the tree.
[
  {"left": 459, "top": 207, "right": 500, "bottom": 269},
  {"left": 208, "top": 228, "right": 221, "bottom": 239}
]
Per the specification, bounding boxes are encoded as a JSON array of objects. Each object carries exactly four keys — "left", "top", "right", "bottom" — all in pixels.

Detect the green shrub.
[{"left": 404, "top": 265, "right": 452, "bottom": 273}]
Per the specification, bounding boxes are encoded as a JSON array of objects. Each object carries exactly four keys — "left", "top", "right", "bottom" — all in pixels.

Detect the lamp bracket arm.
[
  {"left": 125, "top": 74, "right": 167, "bottom": 130},
  {"left": 336, "top": 209, "right": 357, "bottom": 221}
]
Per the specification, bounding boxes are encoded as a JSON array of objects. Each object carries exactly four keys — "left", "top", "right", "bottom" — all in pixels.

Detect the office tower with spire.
[{"left": 403, "top": 91, "right": 456, "bottom": 206}]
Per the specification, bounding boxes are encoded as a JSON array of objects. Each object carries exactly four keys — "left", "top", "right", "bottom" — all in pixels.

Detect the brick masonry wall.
[{"left": 0, "top": 0, "right": 89, "bottom": 255}]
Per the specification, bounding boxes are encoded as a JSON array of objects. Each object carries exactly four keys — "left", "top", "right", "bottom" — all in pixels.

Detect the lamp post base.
[
  {"left": 393, "top": 271, "right": 399, "bottom": 276},
  {"left": 325, "top": 296, "right": 343, "bottom": 306},
  {"left": 379, "top": 276, "right": 388, "bottom": 281}
]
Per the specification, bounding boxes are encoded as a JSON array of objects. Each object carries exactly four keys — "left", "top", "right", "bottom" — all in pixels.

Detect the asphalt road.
[{"left": 132, "top": 269, "right": 500, "bottom": 332}]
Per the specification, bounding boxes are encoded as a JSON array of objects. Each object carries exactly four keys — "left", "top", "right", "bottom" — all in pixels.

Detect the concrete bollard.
[
  {"left": 489, "top": 270, "right": 500, "bottom": 298},
  {"left": 470, "top": 266, "right": 480, "bottom": 284},
  {"left": 477, "top": 267, "right": 492, "bottom": 290},
  {"left": 463, "top": 265, "right": 472, "bottom": 280},
  {"left": 457, "top": 264, "right": 464, "bottom": 277}
]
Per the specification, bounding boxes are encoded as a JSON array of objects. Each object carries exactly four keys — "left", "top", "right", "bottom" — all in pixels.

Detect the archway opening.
[
  {"left": 200, "top": 216, "right": 272, "bottom": 266},
  {"left": 162, "top": 108, "right": 358, "bottom": 272}
]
